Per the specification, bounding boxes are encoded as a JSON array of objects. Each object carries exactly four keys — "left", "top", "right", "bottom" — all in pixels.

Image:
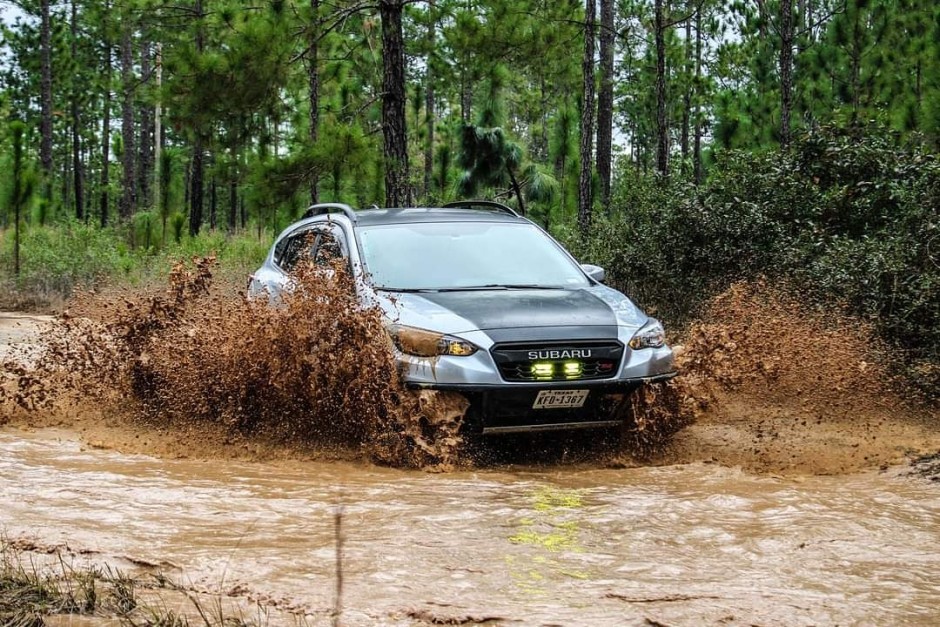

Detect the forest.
[{"left": 0, "top": 0, "right": 938, "bottom": 388}]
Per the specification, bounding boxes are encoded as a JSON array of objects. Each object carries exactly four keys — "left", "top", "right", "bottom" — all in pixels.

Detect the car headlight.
[
  {"left": 387, "top": 324, "right": 478, "bottom": 357},
  {"left": 628, "top": 319, "right": 665, "bottom": 350}
]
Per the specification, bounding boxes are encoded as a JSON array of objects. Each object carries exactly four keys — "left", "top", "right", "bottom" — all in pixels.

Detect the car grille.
[{"left": 490, "top": 341, "right": 623, "bottom": 382}]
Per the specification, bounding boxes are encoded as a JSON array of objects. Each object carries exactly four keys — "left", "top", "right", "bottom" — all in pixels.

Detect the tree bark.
[
  {"left": 308, "top": 0, "right": 320, "bottom": 205},
  {"left": 189, "top": 0, "right": 205, "bottom": 235},
  {"left": 190, "top": 137, "right": 204, "bottom": 236},
  {"left": 423, "top": 0, "right": 436, "bottom": 203},
  {"left": 380, "top": 0, "right": 413, "bottom": 208},
  {"left": 40, "top": 0, "right": 53, "bottom": 200},
  {"left": 228, "top": 166, "right": 238, "bottom": 233},
  {"left": 780, "top": 0, "right": 794, "bottom": 148},
  {"left": 100, "top": 16, "right": 112, "bottom": 227},
  {"left": 693, "top": 7, "right": 703, "bottom": 185},
  {"left": 11, "top": 124, "right": 25, "bottom": 276},
  {"left": 210, "top": 171, "right": 217, "bottom": 230},
  {"left": 155, "top": 43, "right": 163, "bottom": 222},
  {"left": 654, "top": 0, "right": 669, "bottom": 179},
  {"left": 596, "top": 0, "right": 614, "bottom": 214},
  {"left": 681, "top": 17, "right": 691, "bottom": 164},
  {"left": 119, "top": 19, "right": 136, "bottom": 219},
  {"left": 71, "top": 0, "right": 84, "bottom": 221},
  {"left": 138, "top": 39, "right": 153, "bottom": 207},
  {"left": 577, "top": 0, "right": 596, "bottom": 234}
]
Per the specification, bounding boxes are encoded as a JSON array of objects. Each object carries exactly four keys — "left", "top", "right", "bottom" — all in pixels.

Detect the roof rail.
[
  {"left": 301, "top": 203, "right": 358, "bottom": 222},
  {"left": 442, "top": 200, "right": 520, "bottom": 217}
]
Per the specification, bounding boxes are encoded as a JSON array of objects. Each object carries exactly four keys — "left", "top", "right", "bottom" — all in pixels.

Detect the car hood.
[{"left": 376, "top": 286, "right": 646, "bottom": 337}]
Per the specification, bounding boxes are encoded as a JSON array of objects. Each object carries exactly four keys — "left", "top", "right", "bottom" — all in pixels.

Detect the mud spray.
[{"left": 1, "top": 264, "right": 932, "bottom": 472}]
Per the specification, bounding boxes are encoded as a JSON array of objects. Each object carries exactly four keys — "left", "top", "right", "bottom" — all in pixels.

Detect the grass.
[
  {"left": 0, "top": 222, "right": 271, "bottom": 312},
  {"left": 0, "top": 540, "right": 295, "bottom": 626}
]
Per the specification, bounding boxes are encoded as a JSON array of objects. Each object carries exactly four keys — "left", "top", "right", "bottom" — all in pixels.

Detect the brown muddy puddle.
[{"left": 2, "top": 428, "right": 940, "bottom": 625}]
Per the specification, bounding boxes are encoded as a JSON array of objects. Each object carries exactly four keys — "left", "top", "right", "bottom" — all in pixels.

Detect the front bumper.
[
  {"left": 407, "top": 372, "right": 678, "bottom": 434},
  {"left": 395, "top": 326, "right": 677, "bottom": 433}
]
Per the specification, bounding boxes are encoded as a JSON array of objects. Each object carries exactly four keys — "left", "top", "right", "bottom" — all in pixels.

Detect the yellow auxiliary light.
[
  {"left": 563, "top": 361, "right": 583, "bottom": 379},
  {"left": 532, "top": 362, "right": 555, "bottom": 380}
]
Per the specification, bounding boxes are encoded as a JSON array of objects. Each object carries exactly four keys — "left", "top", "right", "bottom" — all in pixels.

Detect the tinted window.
[
  {"left": 276, "top": 227, "right": 349, "bottom": 272},
  {"left": 278, "top": 231, "right": 316, "bottom": 271},
  {"left": 358, "top": 222, "right": 589, "bottom": 290}
]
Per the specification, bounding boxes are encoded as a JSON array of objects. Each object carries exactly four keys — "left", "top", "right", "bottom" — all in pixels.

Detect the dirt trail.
[
  {"left": 4, "top": 307, "right": 936, "bottom": 475},
  {"left": 3, "top": 428, "right": 940, "bottom": 626},
  {"left": 4, "top": 307, "right": 940, "bottom": 625}
]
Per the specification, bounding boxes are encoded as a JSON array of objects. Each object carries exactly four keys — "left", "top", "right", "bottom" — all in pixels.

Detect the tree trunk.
[
  {"left": 780, "top": 0, "right": 794, "bottom": 148},
  {"left": 189, "top": 137, "right": 204, "bottom": 236},
  {"left": 508, "top": 166, "right": 526, "bottom": 216},
  {"left": 11, "top": 124, "right": 25, "bottom": 277},
  {"left": 460, "top": 77, "right": 472, "bottom": 125},
  {"left": 693, "top": 7, "right": 703, "bottom": 185},
  {"left": 119, "top": 22, "right": 136, "bottom": 219},
  {"left": 228, "top": 166, "right": 238, "bottom": 233},
  {"left": 189, "top": 0, "right": 205, "bottom": 235},
  {"left": 40, "top": 0, "right": 53, "bottom": 200},
  {"left": 380, "top": 0, "right": 413, "bottom": 208},
  {"left": 71, "top": 0, "right": 84, "bottom": 221},
  {"left": 577, "top": 0, "right": 596, "bottom": 234},
  {"left": 138, "top": 39, "right": 152, "bottom": 207},
  {"left": 100, "top": 18, "right": 112, "bottom": 227},
  {"left": 596, "top": 0, "right": 614, "bottom": 214},
  {"left": 654, "top": 0, "right": 669, "bottom": 179},
  {"left": 308, "top": 0, "right": 320, "bottom": 205},
  {"left": 210, "top": 172, "right": 217, "bottom": 230},
  {"left": 423, "top": 0, "right": 436, "bottom": 203},
  {"left": 154, "top": 43, "right": 163, "bottom": 221},
  {"left": 681, "top": 17, "right": 691, "bottom": 164}
]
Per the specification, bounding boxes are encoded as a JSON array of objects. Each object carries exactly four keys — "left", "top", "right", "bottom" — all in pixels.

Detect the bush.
[
  {"left": 562, "top": 124, "right": 940, "bottom": 390},
  {"left": 0, "top": 221, "right": 270, "bottom": 306}
]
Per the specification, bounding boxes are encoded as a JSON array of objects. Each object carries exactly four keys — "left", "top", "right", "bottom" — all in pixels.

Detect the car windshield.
[{"left": 357, "top": 221, "right": 590, "bottom": 291}]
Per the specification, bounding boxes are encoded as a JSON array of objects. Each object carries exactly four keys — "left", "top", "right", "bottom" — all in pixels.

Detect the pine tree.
[
  {"left": 596, "top": 0, "right": 615, "bottom": 212},
  {"left": 380, "top": 0, "right": 412, "bottom": 207},
  {"left": 577, "top": 0, "right": 596, "bottom": 232}
]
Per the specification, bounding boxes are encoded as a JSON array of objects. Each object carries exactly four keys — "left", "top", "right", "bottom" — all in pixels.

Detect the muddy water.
[{"left": 2, "top": 429, "right": 939, "bottom": 625}]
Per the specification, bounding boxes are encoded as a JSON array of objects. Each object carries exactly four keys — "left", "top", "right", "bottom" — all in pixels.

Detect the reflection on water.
[{"left": 2, "top": 428, "right": 940, "bottom": 625}]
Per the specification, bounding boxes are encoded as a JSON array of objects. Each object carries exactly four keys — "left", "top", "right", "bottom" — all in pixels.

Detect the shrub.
[{"left": 562, "top": 124, "right": 940, "bottom": 392}]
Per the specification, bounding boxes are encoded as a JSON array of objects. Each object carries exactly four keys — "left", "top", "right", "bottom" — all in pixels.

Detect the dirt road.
[{"left": 2, "top": 312, "right": 940, "bottom": 625}]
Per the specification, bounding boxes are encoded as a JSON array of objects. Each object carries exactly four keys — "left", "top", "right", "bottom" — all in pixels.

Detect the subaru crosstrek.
[{"left": 249, "top": 201, "right": 676, "bottom": 434}]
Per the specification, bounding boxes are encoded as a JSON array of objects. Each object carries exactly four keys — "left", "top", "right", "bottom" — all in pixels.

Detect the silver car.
[{"left": 249, "top": 201, "right": 676, "bottom": 434}]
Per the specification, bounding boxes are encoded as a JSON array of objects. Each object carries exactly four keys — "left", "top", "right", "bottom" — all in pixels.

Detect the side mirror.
[{"left": 580, "top": 264, "right": 606, "bottom": 283}]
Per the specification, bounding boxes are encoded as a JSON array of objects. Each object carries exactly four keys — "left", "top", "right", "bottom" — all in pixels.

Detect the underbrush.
[
  {"left": 562, "top": 124, "right": 940, "bottom": 398},
  {"left": 0, "top": 222, "right": 269, "bottom": 311}
]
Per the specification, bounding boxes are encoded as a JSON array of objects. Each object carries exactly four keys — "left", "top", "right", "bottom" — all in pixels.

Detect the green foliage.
[
  {"left": 564, "top": 125, "right": 940, "bottom": 387},
  {"left": 0, "top": 220, "right": 268, "bottom": 301}
]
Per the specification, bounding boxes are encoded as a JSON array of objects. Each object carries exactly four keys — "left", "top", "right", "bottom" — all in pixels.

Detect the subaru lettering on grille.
[{"left": 527, "top": 349, "right": 593, "bottom": 360}]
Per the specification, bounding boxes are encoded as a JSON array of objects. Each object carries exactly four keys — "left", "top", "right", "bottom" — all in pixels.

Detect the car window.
[
  {"left": 278, "top": 230, "right": 316, "bottom": 271},
  {"left": 313, "top": 233, "right": 343, "bottom": 266},
  {"left": 357, "top": 222, "right": 590, "bottom": 290},
  {"left": 277, "top": 226, "right": 349, "bottom": 273}
]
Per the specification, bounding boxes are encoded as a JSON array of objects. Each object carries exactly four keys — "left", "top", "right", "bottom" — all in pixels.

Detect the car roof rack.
[
  {"left": 442, "top": 200, "right": 520, "bottom": 217},
  {"left": 301, "top": 203, "right": 358, "bottom": 223}
]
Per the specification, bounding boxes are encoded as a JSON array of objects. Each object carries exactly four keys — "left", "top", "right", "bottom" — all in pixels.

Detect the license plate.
[{"left": 533, "top": 390, "right": 589, "bottom": 409}]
